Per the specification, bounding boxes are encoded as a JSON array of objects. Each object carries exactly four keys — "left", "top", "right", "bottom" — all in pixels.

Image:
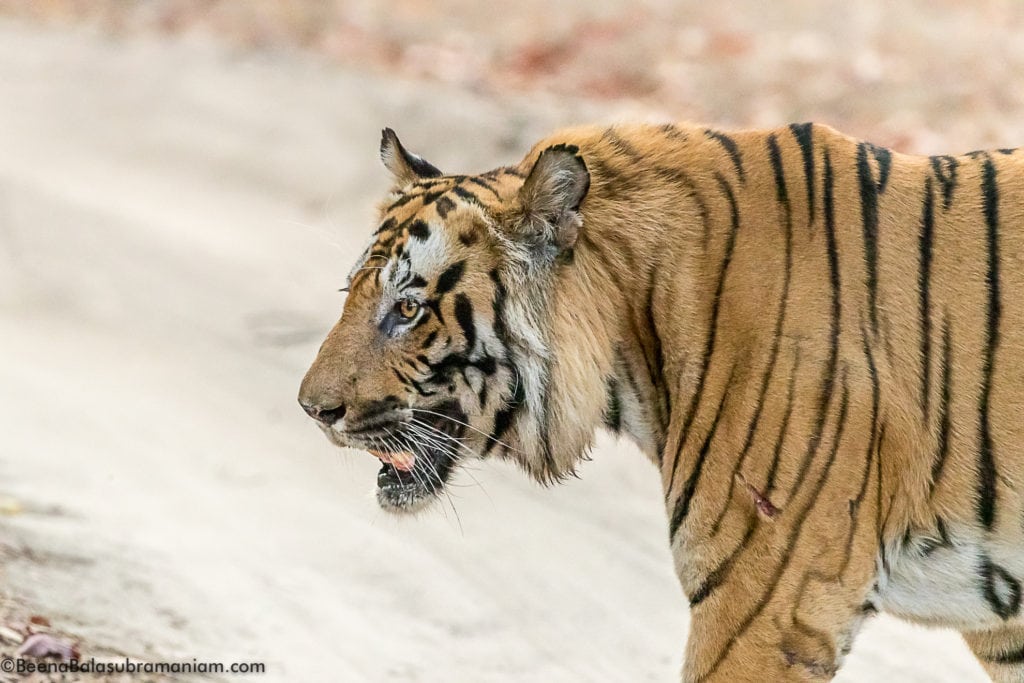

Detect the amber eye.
[{"left": 397, "top": 298, "right": 421, "bottom": 319}]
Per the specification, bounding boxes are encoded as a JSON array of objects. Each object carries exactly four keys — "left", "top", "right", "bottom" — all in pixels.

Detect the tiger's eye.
[{"left": 398, "top": 298, "right": 420, "bottom": 319}]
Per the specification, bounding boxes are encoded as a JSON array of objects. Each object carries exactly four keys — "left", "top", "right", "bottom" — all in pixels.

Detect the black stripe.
[
  {"left": 875, "top": 423, "right": 887, "bottom": 575},
  {"left": 857, "top": 142, "right": 881, "bottom": 337},
  {"left": 604, "top": 377, "right": 622, "bottom": 433},
  {"left": 410, "top": 178, "right": 448, "bottom": 190},
  {"left": 484, "top": 269, "right": 519, "bottom": 455},
  {"left": 918, "top": 176, "right": 935, "bottom": 421},
  {"left": 704, "top": 129, "right": 746, "bottom": 183},
  {"left": 424, "top": 352, "right": 494, "bottom": 385},
  {"left": 665, "top": 173, "right": 740, "bottom": 512},
  {"left": 408, "top": 378, "right": 437, "bottom": 398},
  {"left": 669, "top": 368, "right": 736, "bottom": 538},
  {"left": 790, "top": 572, "right": 842, "bottom": 671},
  {"left": 822, "top": 144, "right": 843, "bottom": 401},
  {"left": 485, "top": 376, "right": 524, "bottom": 454},
  {"left": 392, "top": 367, "right": 412, "bottom": 387},
  {"left": 660, "top": 123, "right": 687, "bottom": 141},
  {"left": 789, "top": 123, "right": 815, "bottom": 226},
  {"left": 978, "top": 154, "right": 1001, "bottom": 530},
  {"left": 782, "top": 147, "right": 842, "bottom": 504},
  {"left": 863, "top": 324, "right": 881, "bottom": 460},
  {"left": 435, "top": 195, "right": 456, "bottom": 218},
  {"left": 419, "top": 189, "right": 443, "bottom": 206},
  {"left": 921, "top": 517, "right": 952, "bottom": 556},
  {"left": 930, "top": 155, "right": 959, "bottom": 210},
  {"left": 930, "top": 316, "right": 953, "bottom": 492},
  {"left": 981, "top": 557, "right": 1022, "bottom": 620},
  {"left": 374, "top": 217, "right": 397, "bottom": 235},
  {"left": 689, "top": 520, "right": 752, "bottom": 607},
  {"left": 408, "top": 219, "right": 430, "bottom": 240},
  {"left": 645, "top": 266, "right": 670, "bottom": 439},
  {"left": 690, "top": 519, "right": 755, "bottom": 609},
  {"left": 689, "top": 563, "right": 727, "bottom": 608},
  {"left": 601, "top": 127, "right": 633, "bottom": 155},
  {"left": 426, "top": 301, "right": 444, "bottom": 325},
  {"left": 538, "top": 388, "right": 557, "bottom": 481},
  {"left": 387, "top": 192, "right": 419, "bottom": 210},
  {"left": 768, "top": 134, "right": 790, "bottom": 207},
  {"left": 763, "top": 349, "right": 800, "bottom": 495},
  {"left": 453, "top": 294, "right": 476, "bottom": 352},
  {"left": 869, "top": 143, "right": 892, "bottom": 193},
  {"left": 495, "top": 166, "right": 526, "bottom": 179},
  {"left": 489, "top": 270, "right": 510, "bottom": 345},
  {"left": 984, "top": 646, "right": 1024, "bottom": 665},
  {"left": 709, "top": 133, "right": 792, "bottom": 536},
  {"left": 467, "top": 176, "right": 501, "bottom": 199},
  {"left": 435, "top": 260, "right": 466, "bottom": 296},
  {"left": 478, "top": 377, "right": 489, "bottom": 408},
  {"left": 836, "top": 325, "right": 881, "bottom": 578},
  {"left": 476, "top": 355, "right": 496, "bottom": 376},
  {"left": 451, "top": 185, "right": 482, "bottom": 206}
]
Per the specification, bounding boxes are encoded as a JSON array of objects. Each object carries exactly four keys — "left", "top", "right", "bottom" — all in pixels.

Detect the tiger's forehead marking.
[{"left": 348, "top": 168, "right": 524, "bottom": 292}]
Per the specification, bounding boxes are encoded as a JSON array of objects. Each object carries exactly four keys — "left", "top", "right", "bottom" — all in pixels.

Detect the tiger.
[{"left": 298, "top": 121, "right": 1024, "bottom": 681}]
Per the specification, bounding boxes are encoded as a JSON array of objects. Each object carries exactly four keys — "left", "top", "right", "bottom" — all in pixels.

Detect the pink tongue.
[{"left": 369, "top": 449, "right": 416, "bottom": 472}]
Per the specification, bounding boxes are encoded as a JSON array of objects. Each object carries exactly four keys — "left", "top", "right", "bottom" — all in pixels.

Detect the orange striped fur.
[{"left": 300, "top": 123, "right": 1024, "bottom": 681}]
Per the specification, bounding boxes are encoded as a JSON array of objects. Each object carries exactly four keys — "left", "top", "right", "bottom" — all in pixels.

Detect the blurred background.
[{"left": 0, "top": 1, "right": 1021, "bottom": 681}]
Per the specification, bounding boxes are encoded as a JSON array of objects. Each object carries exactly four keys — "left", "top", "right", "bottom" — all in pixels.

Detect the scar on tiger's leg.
[
  {"left": 736, "top": 472, "right": 780, "bottom": 520},
  {"left": 963, "top": 625, "right": 1024, "bottom": 683}
]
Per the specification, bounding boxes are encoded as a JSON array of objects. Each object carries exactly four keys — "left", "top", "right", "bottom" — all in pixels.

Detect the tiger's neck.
[
  {"left": 517, "top": 125, "right": 715, "bottom": 472},
  {"left": 507, "top": 122, "right": 791, "bottom": 481}
]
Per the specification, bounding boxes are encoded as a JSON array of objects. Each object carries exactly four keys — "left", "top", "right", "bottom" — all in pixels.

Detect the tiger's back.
[{"left": 300, "top": 120, "right": 1024, "bottom": 681}]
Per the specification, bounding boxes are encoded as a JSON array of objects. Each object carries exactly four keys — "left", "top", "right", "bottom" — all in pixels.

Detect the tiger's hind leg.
[{"left": 962, "top": 626, "right": 1024, "bottom": 682}]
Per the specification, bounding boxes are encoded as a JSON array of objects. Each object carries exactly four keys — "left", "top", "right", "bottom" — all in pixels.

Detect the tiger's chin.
[
  {"left": 323, "top": 430, "right": 455, "bottom": 513},
  {"left": 315, "top": 410, "right": 466, "bottom": 513},
  {"left": 375, "top": 454, "right": 452, "bottom": 513}
]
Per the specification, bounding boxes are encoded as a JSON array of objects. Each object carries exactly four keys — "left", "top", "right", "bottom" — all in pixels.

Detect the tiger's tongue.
[{"left": 368, "top": 449, "right": 415, "bottom": 472}]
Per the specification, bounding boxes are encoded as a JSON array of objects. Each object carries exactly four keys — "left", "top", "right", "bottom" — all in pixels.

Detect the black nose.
[{"left": 299, "top": 399, "right": 347, "bottom": 425}]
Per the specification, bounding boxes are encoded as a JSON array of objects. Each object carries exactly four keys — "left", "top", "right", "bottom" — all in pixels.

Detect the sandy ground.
[{"left": 0, "top": 17, "right": 1003, "bottom": 682}]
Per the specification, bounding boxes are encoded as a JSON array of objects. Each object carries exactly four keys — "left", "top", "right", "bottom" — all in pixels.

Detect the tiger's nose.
[{"left": 299, "top": 398, "right": 347, "bottom": 425}]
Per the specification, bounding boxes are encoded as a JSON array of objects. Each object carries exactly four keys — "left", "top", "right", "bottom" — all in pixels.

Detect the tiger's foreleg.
[
  {"left": 962, "top": 626, "right": 1024, "bottom": 682},
  {"left": 673, "top": 378, "right": 883, "bottom": 682},
  {"left": 680, "top": 544, "right": 878, "bottom": 682}
]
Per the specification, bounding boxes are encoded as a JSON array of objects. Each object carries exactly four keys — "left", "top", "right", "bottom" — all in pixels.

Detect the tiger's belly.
[{"left": 874, "top": 525, "right": 1024, "bottom": 628}]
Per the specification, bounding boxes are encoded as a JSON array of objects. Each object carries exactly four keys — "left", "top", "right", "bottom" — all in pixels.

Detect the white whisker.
[{"left": 411, "top": 409, "right": 518, "bottom": 452}]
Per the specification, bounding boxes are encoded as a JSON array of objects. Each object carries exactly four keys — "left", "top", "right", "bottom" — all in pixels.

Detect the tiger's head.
[{"left": 298, "top": 128, "right": 603, "bottom": 513}]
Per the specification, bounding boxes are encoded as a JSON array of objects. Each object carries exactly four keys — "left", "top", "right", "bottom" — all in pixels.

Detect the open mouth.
[
  {"left": 312, "top": 403, "right": 468, "bottom": 512},
  {"left": 372, "top": 440, "right": 456, "bottom": 512}
]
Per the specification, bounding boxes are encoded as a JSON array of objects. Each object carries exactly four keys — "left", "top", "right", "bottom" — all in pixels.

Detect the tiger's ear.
[
  {"left": 517, "top": 144, "right": 590, "bottom": 252},
  {"left": 380, "top": 128, "right": 443, "bottom": 186}
]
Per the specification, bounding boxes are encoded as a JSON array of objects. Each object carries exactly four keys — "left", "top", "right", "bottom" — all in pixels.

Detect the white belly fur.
[{"left": 875, "top": 523, "right": 1024, "bottom": 629}]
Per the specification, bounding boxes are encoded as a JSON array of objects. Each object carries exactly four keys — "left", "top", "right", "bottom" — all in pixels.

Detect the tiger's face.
[{"left": 298, "top": 129, "right": 590, "bottom": 512}]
